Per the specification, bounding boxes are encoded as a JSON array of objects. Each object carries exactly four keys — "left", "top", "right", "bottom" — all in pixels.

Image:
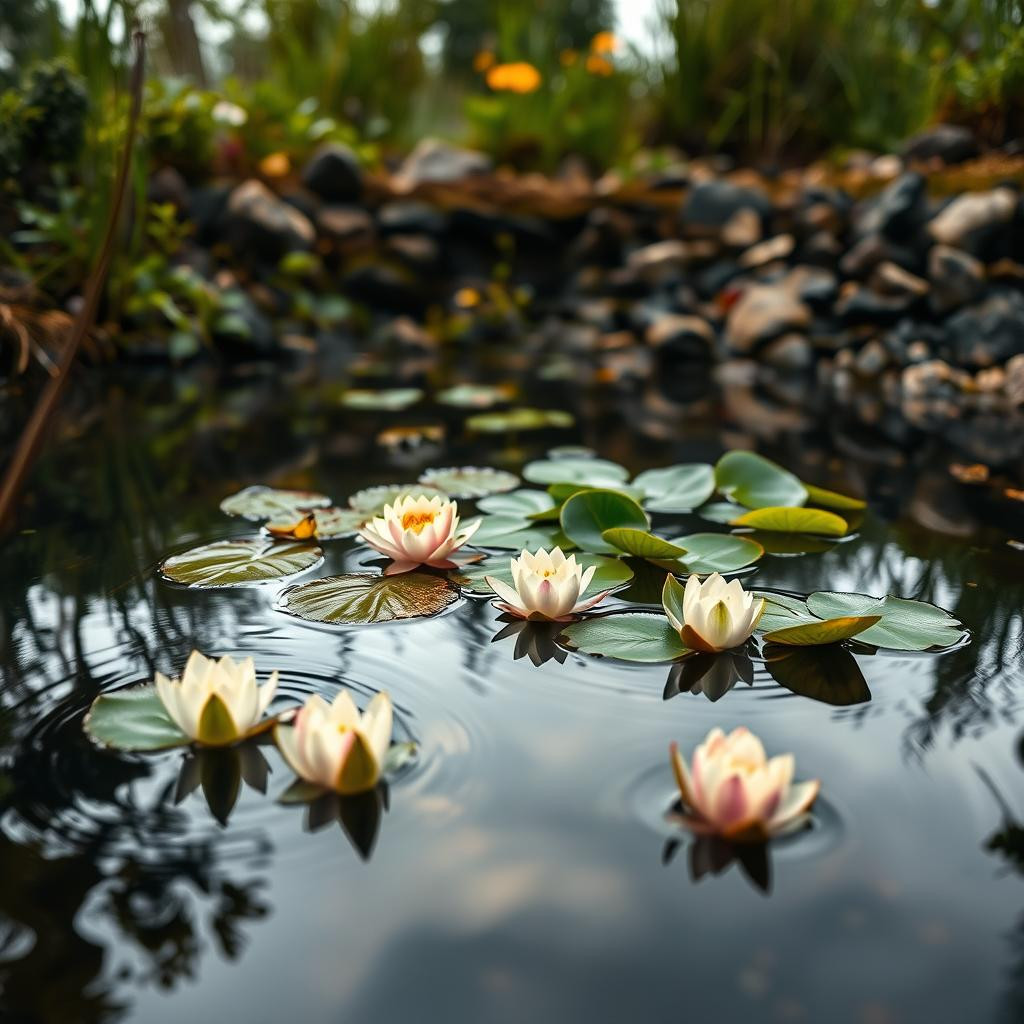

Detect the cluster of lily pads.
[{"left": 84, "top": 447, "right": 969, "bottom": 849}]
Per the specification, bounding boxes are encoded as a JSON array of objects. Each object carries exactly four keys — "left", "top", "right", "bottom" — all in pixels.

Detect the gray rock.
[
  {"left": 855, "top": 339, "right": 890, "bottom": 376},
  {"left": 148, "top": 166, "right": 189, "bottom": 210},
  {"left": 871, "top": 261, "right": 929, "bottom": 298},
  {"left": 682, "top": 180, "right": 773, "bottom": 236},
  {"left": 761, "top": 333, "right": 813, "bottom": 370},
  {"left": 726, "top": 283, "right": 811, "bottom": 352},
  {"left": 226, "top": 179, "right": 315, "bottom": 261},
  {"left": 853, "top": 172, "right": 927, "bottom": 240},
  {"left": 928, "top": 187, "right": 1016, "bottom": 247},
  {"left": 317, "top": 204, "right": 374, "bottom": 244},
  {"left": 392, "top": 138, "right": 492, "bottom": 190},
  {"left": 945, "top": 289, "right": 1024, "bottom": 368},
  {"left": 836, "top": 286, "right": 916, "bottom": 324},
  {"left": 738, "top": 234, "right": 794, "bottom": 269},
  {"left": 644, "top": 313, "right": 715, "bottom": 358},
  {"left": 377, "top": 200, "right": 447, "bottom": 236},
  {"left": 927, "top": 244, "right": 984, "bottom": 313},
  {"left": 901, "top": 124, "right": 978, "bottom": 165},
  {"left": 301, "top": 143, "right": 363, "bottom": 202}
]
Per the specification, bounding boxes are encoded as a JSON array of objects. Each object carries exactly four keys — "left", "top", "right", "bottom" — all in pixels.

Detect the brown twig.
[{"left": 0, "top": 28, "right": 146, "bottom": 535}]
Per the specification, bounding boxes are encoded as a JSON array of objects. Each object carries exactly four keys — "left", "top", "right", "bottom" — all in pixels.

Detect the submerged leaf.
[
  {"left": 418, "top": 466, "right": 519, "bottom": 498},
  {"left": 731, "top": 506, "right": 848, "bottom": 537},
  {"left": 220, "top": 485, "right": 332, "bottom": 521},
  {"left": 715, "top": 451, "right": 808, "bottom": 509},
  {"left": 561, "top": 613, "right": 689, "bottom": 663},
  {"left": 278, "top": 572, "right": 460, "bottom": 624},
  {"left": 160, "top": 539, "right": 324, "bottom": 587},
  {"left": 560, "top": 489, "right": 649, "bottom": 553}
]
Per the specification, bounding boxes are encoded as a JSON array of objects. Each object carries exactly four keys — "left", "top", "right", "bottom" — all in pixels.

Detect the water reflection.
[
  {"left": 663, "top": 649, "right": 755, "bottom": 702},
  {"left": 762, "top": 644, "right": 873, "bottom": 706},
  {"left": 281, "top": 785, "right": 389, "bottom": 861},
  {"left": 662, "top": 834, "right": 773, "bottom": 895},
  {"left": 490, "top": 618, "right": 568, "bottom": 667},
  {"left": 174, "top": 744, "right": 273, "bottom": 826}
]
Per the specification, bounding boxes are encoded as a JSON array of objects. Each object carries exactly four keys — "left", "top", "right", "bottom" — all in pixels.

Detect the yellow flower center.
[{"left": 401, "top": 510, "right": 437, "bottom": 533}]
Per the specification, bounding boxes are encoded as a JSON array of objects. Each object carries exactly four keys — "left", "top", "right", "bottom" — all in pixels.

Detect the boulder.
[
  {"left": 927, "top": 245, "right": 984, "bottom": 313},
  {"left": 928, "top": 187, "right": 1016, "bottom": 248},
  {"left": 681, "top": 180, "right": 773, "bottom": 237},
  {"left": 853, "top": 172, "right": 927, "bottom": 240},
  {"left": 901, "top": 124, "right": 978, "bottom": 165},
  {"left": 945, "top": 289, "right": 1024, "bottom": 368},
  {"left": 392, "top": 138, "right": 492, "bottom": 191},
  {"left": 301, "top": 142, "right": 363, "bottom": 202},
  {"left": 725, "top": 282, "right": 811, "bottom": 352},
  {"left": 226, "top": 179, "right": 315, "bottom": 261}
]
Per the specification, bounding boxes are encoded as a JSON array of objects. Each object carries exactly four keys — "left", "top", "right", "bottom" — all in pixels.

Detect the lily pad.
[
  {"left": 278, "top": 572, "right": 460, "bottom": 624},
  {"left": 450, "top": 553, "right": 633, "bottom": 595},
  {"left": 752, "top": 593, "right": 814, "bottom": 634},
  {"left": 731, "top": 507, "right": 848, "bottom": 537},
  {"left": 160, "top": 539, "right": 324, "bottom": 588},
  {"left": 548, "top": 481, "right": 646, "bottom": 504},
  {"left": 85, "top": 685, "right": 189, "bottom": 750},
  {"left": 310, "top": 507, "right": 368, "bottom": 539},
  {"left": 601, "top": 528, "right": 689, "bottom": 559},
  {"left": 436, "top": 383, "right": 513, "bottom": 408},
  {"left": 523, "top": 457, "right": 630, "bottom": 488},
  {"left": 560, "top": 613, "right": 689, "bottom": 663},
  {"left": 805, "top": 592, "right": 967, "bottom": 651},
  {"left": 633, "top": 464, "right": 715, "bottom": 512},
  {"left": 466, "top": 408, "right": 574, "bottom": 432},
  {"left": 560, "top": 489, "right": 649, "bottom": 554},
  {"left": 695, "top": 501, "right": 748, "bottom": 525},
  {"left": 763, "top": 646, "right": 872, "bottom": 706},
  {"left": 220, "top": 485, "right": 332, "bottom": 521},
  {"left": 347, "top": 483, "right": 447, "bottom": 515},
  {"left": 418, "top": 466, "right": 519, "bottom": 498},
  {"left": 476, "top": 489, "right": 556, "bottom": 517},
  {"left": 469, "top": 514, "right": 536, "bottom": 544},
  {"left": 548, "top": 445, "right": 596, "bottom": 459},
  {"left": 663, "top": 533, "right": 764, "bottom": 574},
  {"left": 473, "top": 523, "right": 575, "bottom": 551},
  {"left": 763, "top": 615, "right": 882, "bottom": 646},
  {"left": 804, "top": 483, "right": 867, "bottom": 511},
  {"left": 341, "top": 388, "right": 423, "bottom": 410},
  {"left": 715, "top": 451, "right": 808, "bottom": 509}
]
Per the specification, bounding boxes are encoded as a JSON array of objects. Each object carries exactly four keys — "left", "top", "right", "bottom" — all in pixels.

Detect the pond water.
[{"left": 2, "top": 356, "right": 1024, "bottom": 1024}]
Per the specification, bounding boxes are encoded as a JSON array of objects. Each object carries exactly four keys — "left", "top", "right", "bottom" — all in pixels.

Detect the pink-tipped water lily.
[
  {"left": 670, "top": 726, "right": 820, "bottom": 841},
  {"left": 486, "top": 546, "right": 610, "bottom": 621},
  {"left": 663, "top": 572, "right": 764, "bottom": 653},
  {"left": 155, "top": 651, "right": 278, "bottom": 746},
  {"left": 275, "top": 690, "right": 393, "bottom": 795},
  {"left": 358, "top": 494, "right": 480, "bottom": 575}
]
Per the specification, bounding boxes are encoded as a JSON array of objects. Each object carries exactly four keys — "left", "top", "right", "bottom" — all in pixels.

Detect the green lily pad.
[
  {"left": 715, "top": 451, "right": 808, "bottom": 509},
  {"left": 436, "top": 383, "right": 512, "bottom": 408},
  {"left": 477, "top": 489, "right": 557, "bottom": 517},
  {"left": 469, "top": 514, "right": 535, "bottom": 544},
  {"left": 601, "top": 528, "right": 689, "bottom": 559},
  {"left": 310, "top": 507, "right": 368, "bottom": 539},
  {"left": 731, "top": 507, "right": 848, "bottom": 537},
  {"left": 278, "top": 572, "right": 461, "bottom": 625},
  {"left": 547, "top": 445, "right": 596, "bottom": 459},
  {"left": 560, "top": 489, "right": 649, "bottom": 554},
  {"left": 805, "top": 592, "right": 968, "bottom": 651},
  {"left": 695, "top": 501, "right": 748, "bottom": 525},
  {"left": 633, "top": 464, "right": 715, "bottom": 512},
  {"left": 418, "top": 466, "right": 519, "bottom": 498},
  {"left": 85, "top": 685, "right": 190, "bottom": 751},
  {"left": 341, "top": 388, "right": 423, "bottom": 410},
  {"left": 548, "top": 481, "right": 646, "bottom": 504},
  {"left": 804, "top": 483, "right": 867, "bottom": 511},
  {"left": 473, "top": 523, "right": 575, "bottom": 551},
  {"left": 523, "top": 457, "right": 630, "bottom": 488},
  {"left": 763, "top": 646, "right": 872, "bottom": 706},
  {"left": 220, "top": 485, "right": 332, "bottom": 521},
  {"left": 752, "top": 593, "right": 815, "bottom": 634},
  {"left": 160, "top": 539, "right": 324, "bottom": 587},
  {"left": 560, "top": 613, "right": 689, "bottom": 663},
  {"left": 663, "top": 533, "right": 764, "bottom": 574},
  {"left": 466, "top": 408, "right": 574, "bottom": 432},
  {"left": 450, "top": 553, "right": 633, "bottom": 595},
  {"left": 347, "top": 483, "right": 447, "bottom": 514},
  {"left": 763, "top": 615, "right": 882, "bottom": 646}
]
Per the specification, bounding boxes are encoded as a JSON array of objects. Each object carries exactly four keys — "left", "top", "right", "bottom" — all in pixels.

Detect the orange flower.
[
  {"left": 585, "top": 54, "right": 614, "bottom": 76},
  {"left": 590, "top": 31, "right": 617, "bottom": 54},
  {"left": 473, "top": 50, "right": 495, "bottom": 72},
  {"left": 486, "top": 61, "right": 542, "bottom": 94},
  {"left": 559, "top": 48, "right": 578, "bottom": 67},
  {"left": 259, "top": 151, "right": 291, "bottom": 178}
]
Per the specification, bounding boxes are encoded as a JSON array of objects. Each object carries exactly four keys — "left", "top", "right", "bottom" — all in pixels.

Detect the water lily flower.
[
  {"left": 663, "top": 572, "right": 764, "bottom": 653},
  {"left": 486, "top": 61, "right": 542, "bottom": 93},
  {"left": 358, "top": 493, "right": 480, "bottom": 574},
  {"left": 275, "top": 690, "right": 393, "bottom": 795},
  {"left": 670, "top": 726, "right": 820, "bottom": 841},
  {"left": 155, "top": 651, "right": 278, "bottom": 746},
  {"left": 486, "top": 546, "right": 610, "bottom": 621}
]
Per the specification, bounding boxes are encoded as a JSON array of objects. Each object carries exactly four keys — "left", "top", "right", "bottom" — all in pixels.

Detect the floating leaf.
[
  {"left": 472, "top": 523, "right": 575, "bottom": 551},
  {"left": 220, "top": 485, "right": 332, "bottom": 521},
  {"left": 560, "top": 489, "right": 649, "bottom": 554},
  {"left": 561, "top": 613, "right": 689, "bottom": 662},
  {"left": 85, "top": 685, "right": 190, "bottom": 750},
  {"left": 695, "top": 501, "right": 748, "bottom": 525},
  {"left": 663, "top": 533, "right": 764, "bottom": 574},
  {"left": 450, "top": 553, "right": 633, "bottom": 595},
  {"left": 278, "top": 572, "right": 460, "bottom": 624},
  {"left": 160, "top": 539, "right": 324, "bottom": 587},
  {"left": 311, "top": 506, "right": 368, "bottom": 539},
  {"left": 601, "top": 528, "right": 688, "bottom": 559},
  {"left": 548, "top": 445, "right": 596, "bottom": 459},
  {"left": 347, "top": 483, "right": 447, "bottom": 514},
  {"left": 341, "top": 388, "right": 423, "bottom": 410},
  {"left": 731, "top": 507, "right": 848, "bottom": 537},
  {"left": 715, "top": 451, "right": 807, "bottom": 509},
  {"left": 763, "top": 615, "right": 882, "bottom": 646},
  {"left": 476, "top": 489, "right": 556, "bottom": 517},
  {"left": 804, "top": 483, "right": 867, "bottom": 511},
  {"left": 436, "top": 383, "right": 512, "bottom": 408},
  {"left": 469, "top": 514, "right": 535, "bottom": 544},
  {"left": 763, "top": 646, "right": 872, "bottom": 706},
  {"left": 466, "top": 408, "right": 574, "bottom": 432},
  {"left": 753, "top": 593, "right": 815, "bottom": 634},
  {"left": 548, "top": 481, "right": 646, "bottom": 503},
  {"left": 634, "top": 464, "right": 715, "bottom": 512},
  {"left": 805, "top": 592, "right": 967, "bottom": 651},
  {"left": 523, "top": 457, "right": 629, "bottom": 488},
  {"left": 418, "top": 466, "right": 519, "bottom": 498}
]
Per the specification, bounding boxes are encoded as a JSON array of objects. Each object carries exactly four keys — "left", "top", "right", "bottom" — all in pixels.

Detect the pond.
[{"left": 2, "top": 355, "right": 1024, "bottom": 1024}]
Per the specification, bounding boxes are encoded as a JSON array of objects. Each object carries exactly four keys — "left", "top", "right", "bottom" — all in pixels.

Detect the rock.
[
  {"left": 839, "top": 234, "right": 920, "bottom": 279},
  {"left": 901, "top": 124, "right": 978, "bottom": 165},
  {"left": 854, "top": 338, "right": 890, "bottom": 376},
  {"left": 644, "top": 313, "right": 715, "bottom": 358},
  {"left": 738, "top": 234, "right": 794, "bottom": 269},
  {"left": 385, "top": 233, "right": 441, "bottom": 271},
  {"left": 761, "top": 333, "right": 813, "bottom": 370},
  {"left": 188, "top": 183, "right": 233, "bottom": 245},
  {"left": 786, "top": 266, "right": 838, "bottom": 310},
  {"left": 210, "top": 288, "right": 275, "bottom": 353},
  {"left": 1006, "top": 354, "right": 1024, "bottom": 405},
  {"left": 927, "top": 244, "right": 984, "bottom": 313},
  {"left": 226, "top": 179, "right": 315, "bottom": 261},
  {"left": 392, "top": 138, "right": 491, "bottom": 191},
  {"left": 945, "top": 289, "right": 1024, "bottom": 368},
  {"left": 341, "top": 263, "right": 427, "bottom": 313},
  {"left": 853, "top": 172, "right": 927, "bottom": 240},
  {"left": 721, "top": 208, "right": 762, "bottom": 247},
  {"left": 928, "top": 187, "right": 1016, "bottom": 247},
  {"left": 627, "top": 240, "right": 694, "bottom": 274},
  {"left": 377, "top": 200, "right": 447, "bottom": 236},
  {"left": 836, "top": 285, "right": 916, "bottom": 324},
  {"left": 317, "top": 204, "right": 374, "bottom": 244},
  {"left": 725, "top": 283, "right": 811, "bottom": 352},
  {"left": 870, "top": 261, "right": 929, "bottom": 298},
  {"left": 148, "top": 166, "right": 189, "bottom": 210},
  {"left": 682, "top": 180, "right": 773, "bottom": 237},
  {"left": 301, "top": 143, "right": 363, "bottom": 202}
]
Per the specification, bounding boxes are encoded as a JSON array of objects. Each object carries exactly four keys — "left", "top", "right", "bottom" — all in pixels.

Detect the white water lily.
[
  {"left": 663, "top": 572, "right": 764, "bottom": 653},
  {"left": 486, "top": 546, "right": 610, "bottom": 621},
  {"left": 275, "top": 690, "right": 393, "bottom": 795},
  {"left": 358, "top": 493, "right": 480, "bottom": 575},
  {"left": 670, "top": 726, "right": 820, "bottom": 841},
  {"left": 155, "top": 651, "right": 278, "bottom": 746}
]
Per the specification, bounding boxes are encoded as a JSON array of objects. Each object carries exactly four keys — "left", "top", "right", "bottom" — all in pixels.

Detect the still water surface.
[{"left": 2, "top": 361, "right": 1023, "bottom": 1023}]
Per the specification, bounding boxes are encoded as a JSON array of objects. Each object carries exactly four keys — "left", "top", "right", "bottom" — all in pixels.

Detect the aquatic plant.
[
  {"left": 662, "top": 573, "right": 765, "bottom": 653},
  {"left": 485, "top": 546, "right": 610, "bottom": 621}
]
